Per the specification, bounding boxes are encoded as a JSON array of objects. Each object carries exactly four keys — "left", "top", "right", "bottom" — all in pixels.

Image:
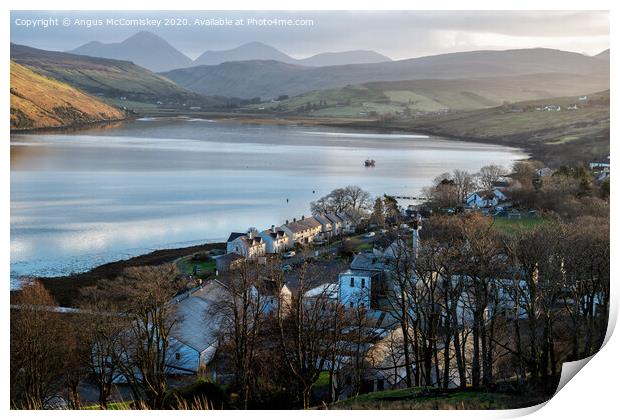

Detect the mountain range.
[
  {"left": 67, "top": 32, "right": 392, "bottom": 72},
  {"left": 193, "top": 41, "right": 391, "bottom": 67},
  {"left": 68, "top": 31, "right": 193, "bottom": 73},
  {"left": 161, "top": 48, "right": 610, "bottom": 99}
]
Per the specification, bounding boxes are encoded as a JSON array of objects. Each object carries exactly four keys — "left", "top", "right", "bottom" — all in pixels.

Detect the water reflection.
[{"left": 10, "top": 118, "right": 527, "bottom": 287}]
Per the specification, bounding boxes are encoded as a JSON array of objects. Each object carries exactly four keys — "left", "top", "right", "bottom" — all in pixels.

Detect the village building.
[
  {"left": 167, "top": 281, "right": 228, "bottom": 378},
  {"left": 280, "top": 215, "right": 323, "bottom": 247},
  {"left": 590, "top": 155, "right": 610, "bottom": 173},
  {"left": 226, "top": 231, "right": 266, "bottom": 259},
  {"left": 338, "top": 269, "right": 382, "bottom": 309},
  {"left": 313, "top": 214, "right": 334, "bottom": 240},
  {"left": 325, "top": 213, "right": 345, "bottom": 236},
  {"left": 337, "top": 211, "right": 357, "bottom": 234},
  {"left": 259, "top": 226, "right": 290, "bottom": 254},
  {"left": 215, "top": 252, "right": 244, "bottom": 274},
  {"left": 465, "top": 187, "right": 507, "bottom": 209}
]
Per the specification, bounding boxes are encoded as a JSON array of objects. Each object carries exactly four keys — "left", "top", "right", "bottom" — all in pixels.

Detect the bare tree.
[
  {"left": 78, "top": 287, "right": 128, "bottom": 409},
  {"left": 385, "top": 233, "right": 417, "bottom": 387},
  {"left": 452, "top": 169, "right": 476, "bottom": 203},
  {"left": 10, "top": 282, "right": 65, "bottom": 409},
  {"left": 275, "top": 263, "right": 331, "bottom": 408},
  {"left": 212, "top": 259, "right": 275, "bottom": 408},
  {"left": 477, "top": 165, "right": 505, "bottom": 191},
  {"left": 109, "top": 265, "right": 182, "bottom": 409}
]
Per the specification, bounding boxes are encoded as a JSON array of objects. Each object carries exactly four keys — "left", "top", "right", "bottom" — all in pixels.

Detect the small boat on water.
[{"left": 364, "top": 159, "right": 376, "bottom": 167}]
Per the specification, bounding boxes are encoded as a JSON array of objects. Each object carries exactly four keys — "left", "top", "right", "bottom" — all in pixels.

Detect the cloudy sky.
[{"left": 11, "top": 10, "right": 609, "bottom": 60}]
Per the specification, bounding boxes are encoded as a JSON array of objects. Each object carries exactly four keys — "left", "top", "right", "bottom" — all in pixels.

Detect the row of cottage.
[{"left": 224, "top": 212, "right": 357, "bottom": 259}]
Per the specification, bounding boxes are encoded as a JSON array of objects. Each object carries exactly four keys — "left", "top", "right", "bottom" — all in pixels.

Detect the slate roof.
[
  {"left": 227, "top": 232, "right": 245, "bottom": 242},
  {"left": 325, "top": 213, "right": 344, "bottom": 225},
  {"left": 170, "top": 281, "right": 228, "bottom": 354},
  {"left": 217, "top": 252, "right": 244, "bottom": 265},
  {"left": 350, "top": 252, "right": 390, "bottom": 272},
  {"left": 284, "top": 217, "right": 322, "bottom": 233}
]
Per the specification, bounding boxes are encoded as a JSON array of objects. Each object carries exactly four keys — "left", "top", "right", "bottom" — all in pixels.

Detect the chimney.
[
  {"left": 271, "top": 224, "right": 275, "bottom": 232},
  {"left": 286, "top": 219, "right": 289, "bottom": 224},
  {"left": 248, "top": 230, "right": 254, "bottom": 239},
  {"left": 302, "top": 215, "right": 305, "bottom": 220},
  {"left": 293, "top": 217, "right": 297, "bottom": 222}
]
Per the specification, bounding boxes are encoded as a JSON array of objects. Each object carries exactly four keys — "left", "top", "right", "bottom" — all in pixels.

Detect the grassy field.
[
  {"left": 249, "top": 73, "right": 609, "bottom": 119},
  {"left": 176, "top": 256, "right": 217, "bottom": 277},
  {"left": 491, "top": 217, "right": 549, "bottom": 235},
  {"left": 330, "top": 387, "right": 549, "bottom": 410}
]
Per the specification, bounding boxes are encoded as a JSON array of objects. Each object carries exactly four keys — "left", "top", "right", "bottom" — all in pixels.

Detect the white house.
[
  {"left": 280, "top": 216, "right": 323, "bottom": 247},
  {"left": 337, "top": 212, "right": 357, "bottom": 234},
  {"left": 313, "top": 214, "right": 334, "bottom": 240},
  {"left": 466, "top": 188, "right": 506, "bottom": 209},
  {"left": 167, "top": 281, "right": 228, "bottom": 378},
  {"left": 325, "top": 213, "right": 345, "bottom": 236},
  {"left": 338, "top": 269, "right": 377, "bottom": 309},
  {"left": 589, "top": 156, "right": 610, "bottom": 173},
  {"left": 226, "top": 232, "right": 266, "bottom": 259},
  {"left": 259, "top": 226, "right": 290, "bottom": 254}
]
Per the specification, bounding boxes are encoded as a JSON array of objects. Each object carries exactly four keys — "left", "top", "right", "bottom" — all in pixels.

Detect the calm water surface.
[{"left": 10, "top": 117, "right": 527, "bottom": 287}]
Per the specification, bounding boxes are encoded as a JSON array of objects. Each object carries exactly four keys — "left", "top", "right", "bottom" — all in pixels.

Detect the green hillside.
[
  {"left": 10, "top": 43, "right": 224, "bottom": 111},
  {"left": 332, "top": 90, "right": 609, "bottom": 166},
  {"left": 163, "top": 47, "right": 609, "bottom": 99},
  {"left": 250, "top": 73, "right": 609, "bottom": 117},
  {"left": 10, "top": 61, "right": 126, "bottom": 130}
]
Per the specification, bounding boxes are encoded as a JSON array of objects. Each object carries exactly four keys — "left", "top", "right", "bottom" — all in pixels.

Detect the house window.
[
  {"left": 175, "top": 352, "right": 181, "bottom": 360},
  {"left": 361, "top": 278, "right": 365, "bottom": 288},
  {"left": 350, "top": 277, "right": 355, "bottom": 287}
]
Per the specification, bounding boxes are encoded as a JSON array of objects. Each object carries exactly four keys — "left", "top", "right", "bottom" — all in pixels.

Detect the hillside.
[
  {"left": 194, "top": 41, "right": 295, "bottom": 66},
  {"left": 299, "top": 50, "right": 391, "bottom": 67},
  {"left": 193, "top": 41, "right": 391, "bottom": 67},
  {"left": 252, "top": 73, "right": 610, "bottom": 116},
  {"left": 68, "top": 31, "right": 193, "bottom": 72},
  {"left": 11, "top": 43, "right": 222, "bottom": 111},
  {"left": 10, "top": 61, "right": 125, "bottom": 130},
  {"left": 330, "top": 90, "right": 610, "bottom": 166},
  {"left": 162, "top": 47, "right": 609, "bottom": 99}
]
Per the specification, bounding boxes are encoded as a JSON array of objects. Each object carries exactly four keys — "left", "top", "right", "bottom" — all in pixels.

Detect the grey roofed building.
[
  {"left": 350, "top": 251, "right": 391, "bottom": 272},
  {"left": 227, "top": 232, "right": 246, "bottom": 242},
  {"left": 284, "top": 216, "right": 322, "bottom": 233},
  {"left": 167, "top": 281, "right": 230, "bottom": 374},
  {"left": 325, "top": 212, "right": 344, "bottom": 224},
  {"left": 313, "top": 214, "right": 333, "bottom": 235},
  {"left": 215, "top": 252, "right": 244, "bottom": 273}
]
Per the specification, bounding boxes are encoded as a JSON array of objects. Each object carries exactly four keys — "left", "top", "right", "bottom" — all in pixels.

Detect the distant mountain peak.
[
  {"left": 124, "top": 30, "right": 165, "bottom": 43},
  {"left": 67, "top": 31, "right": 192, "bottom": 72}
]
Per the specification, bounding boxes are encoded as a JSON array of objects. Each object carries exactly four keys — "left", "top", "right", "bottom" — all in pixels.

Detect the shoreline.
[
  {"left": 13, "top": 111, "right": 529, "bottom": 307},
  {"left": 10, "top": 115, "right": 133, "bottom": 135},
  {"left": 143, "top": 110, "right": 536, "bottom": 158},
  {"left": 30, "top": 241, "right": 225, "bottom": 308}
]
